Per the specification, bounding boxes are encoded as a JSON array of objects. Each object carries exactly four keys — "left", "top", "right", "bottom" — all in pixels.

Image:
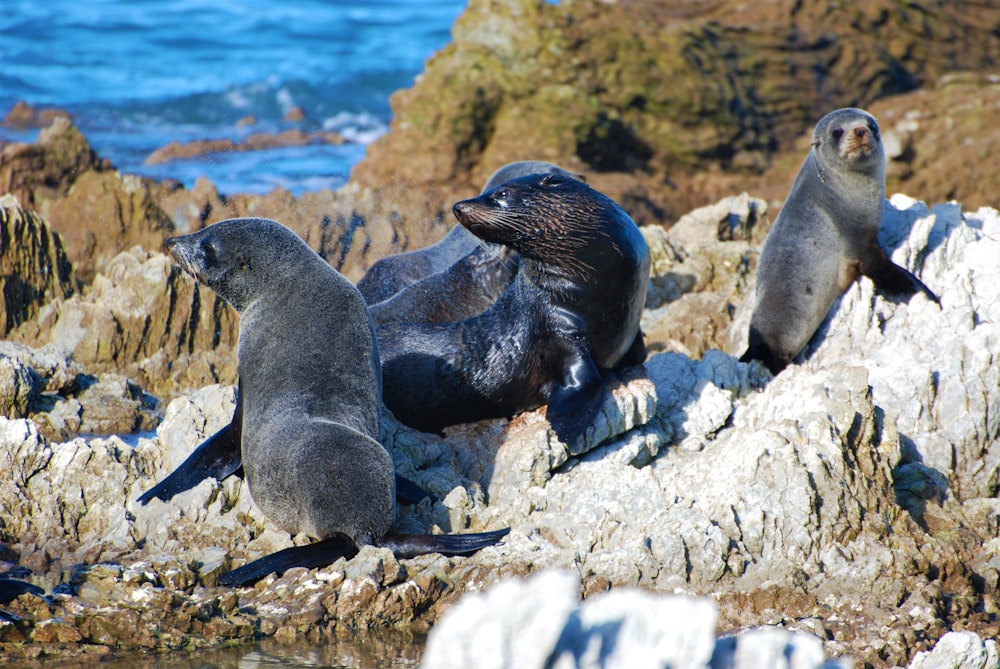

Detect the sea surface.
[
  {"left": 0, "top": 0, "right": 467, "bottom": 195},
  {"left": 0, "top": 2, "right": 463, "bottom": 667}
]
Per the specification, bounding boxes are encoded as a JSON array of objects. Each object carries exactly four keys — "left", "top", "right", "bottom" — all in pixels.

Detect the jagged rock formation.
[
  {"left": 9, "top": 244, "right": 239, "bottom": 401},
  {"left": 420, "top": 569, "right": 852, "bottom": 669},
  {"left": 0, "top": 196, "right": 996, "bottom": 667},
  {"left": 0, "top": 194, "right": 75, "bottom": 335}
]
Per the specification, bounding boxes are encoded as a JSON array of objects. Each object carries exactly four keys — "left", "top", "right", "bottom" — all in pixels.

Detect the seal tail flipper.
[
  {"left": 0, "top": 578, "right": 45, "bottom": 603},
  {"left": 381, "top": 528, "right": 511, "bottom": 559},
  {"left": 863, "top": 247, "right": 940, "bottom": 305},
  {"left": 137, "top": 421, "right": 243, "bottom": 505},
  {"left": 218, "top": 535, "right": 359, "bottom": 587},
  {"left": 217, "top": 529, "right": 510, "bottom": 588}
]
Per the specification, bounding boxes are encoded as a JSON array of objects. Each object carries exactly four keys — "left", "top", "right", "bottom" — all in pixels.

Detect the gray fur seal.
[
  {"left": 378, "top": 172, "right": 650, "bottom": 444},
  {"left": 740, "top": 107, "right": 939, "bottom": 374},
  {"left": 143, "top": 217, "right": 507, "bottom": 586},
  {"left": 360, "top": 160, "right": 581, "bottom": 324}
]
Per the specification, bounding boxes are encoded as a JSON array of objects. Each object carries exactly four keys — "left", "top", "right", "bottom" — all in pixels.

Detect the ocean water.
[{"left": 0, "top": 0, "right": 467, "bottom": 195}]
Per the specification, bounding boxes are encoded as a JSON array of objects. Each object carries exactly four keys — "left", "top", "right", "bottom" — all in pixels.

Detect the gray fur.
[
  {"left": 743, "top": 107, "right": 937, "bottom": 374},
  {"left": 167, "top": 217, "right": 393, "bottom": 545}
]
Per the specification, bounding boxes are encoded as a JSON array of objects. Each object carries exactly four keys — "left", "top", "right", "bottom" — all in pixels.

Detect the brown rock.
[
  {"left": 144, "top": 129, "right": 345, "bottom": 165},
  {"left": 46, "top": 170, "right": 174, "bottom": 283},
  {"left": 0, "top": 195, "right": 76, "bottom": 335},
  {"left": 0, "top": 115, "right": 103, "bottom": 211},
  {"left": 873, "top": 75, "right": 1000, "bottom": 208},
  {"left": 0, "top": 101, "right": 71, "bottom": 130},
  {"left": 352, "top": 0, "right": 1000, "bottom": 235},
  {"left": 284, "top": 106, "right": 306, "bottom": 122},
  {"left": 12, "top": 247, "right": 238, "bottom": 401}
]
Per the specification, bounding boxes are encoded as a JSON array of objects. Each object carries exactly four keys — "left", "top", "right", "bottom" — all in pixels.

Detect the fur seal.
[
  {"left": 359, "top": 160, "right": 581, "bottom": 322},
  {"left": 378, "top": 172, "right": 650, "bottom": 444},
  {"left": 740, "top": 107, "right": 939, "bottom": 374},
  {"left": 0, "top": 577, "right": 44, "bottom": 604},
  {"left": 143, "top": 218, "right": 507, "bottom": 586}
]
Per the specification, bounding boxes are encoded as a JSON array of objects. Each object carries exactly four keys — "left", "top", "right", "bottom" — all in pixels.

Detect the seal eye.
[
  {"left": 831, "top": 127, "right": 844, "bottom": 141},
  {"left": 201, "top": 237, "right": 222, "bottom": 264},
  {"left": 492, "top": 188, "right": 510, "bottom": 206},
  {"left": 867, "top": 121, "right": 880, "bottom": 140}
]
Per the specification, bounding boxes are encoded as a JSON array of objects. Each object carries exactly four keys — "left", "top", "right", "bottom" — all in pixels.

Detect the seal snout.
[
  {"left": 453, "top": 199, "right": 488, "bottom": 233},
  {"left": 452, "top": 200, "right": 474, "bottom": 222}
]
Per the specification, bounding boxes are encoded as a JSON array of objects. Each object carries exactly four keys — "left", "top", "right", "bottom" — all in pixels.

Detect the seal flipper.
[
  {"left": 544, "top": 307, "right": 610, "bottom": 446},
  {"left": 138, "top": 419, "right": 243, "bottom": 505},
  {"left": 139, "top": 382, "right": 244, "bottom": 505},
  {"left": 395, "top": 475, "right": 435, "bottom": 505},
  {"left": 863, "top": 245, "right": 940, "bottom": 305},
  {"left": 380, "top": 527, "right": 511, "bottom": 559},
  {"left": 218, "top": 528, "right": 510, "bottom": 587},
  {"left": 218, "top": 535, "right": 358, "bottom": 587},
  {"left": 740, "top": 325, "right": 790, "bottom": 376}
]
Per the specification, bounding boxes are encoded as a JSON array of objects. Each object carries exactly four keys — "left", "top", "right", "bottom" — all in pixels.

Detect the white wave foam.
[{"left": 323, "top": 111, "right": 388, "bottom": 144}]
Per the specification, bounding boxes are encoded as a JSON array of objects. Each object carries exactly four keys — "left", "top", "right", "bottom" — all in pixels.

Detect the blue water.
[{"left": 0, "top": 1, "right": 467, "bottom": 194}]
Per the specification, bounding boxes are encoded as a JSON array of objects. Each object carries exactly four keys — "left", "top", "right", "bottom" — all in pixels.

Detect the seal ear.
[{"left": 540, "top": 173, "right": 565, "bottom": 188}]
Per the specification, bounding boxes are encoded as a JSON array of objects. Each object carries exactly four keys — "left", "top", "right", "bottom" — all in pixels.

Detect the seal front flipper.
[
  {"left": 613, "top": 329, "right": 648, "bottom": 370},
  {"left": 218, "top": 535, "right": 358, "bottom": 587},
  {"left": 740, "top": 325, "right": 790, "bottom": 376},
  {"left": 545, "top": 322, "right": 609, "bottom": 448},
  {"left": 862, "top": 244, "right": 940, "bottom": 305},
  {"left": 137, "top": 422, "right": 243, "bottom": 505},
  {"left": 138, "top": 388, "right": 244, "bottom": 505}
]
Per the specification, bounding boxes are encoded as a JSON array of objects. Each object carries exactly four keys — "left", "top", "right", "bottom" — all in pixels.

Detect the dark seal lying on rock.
[
  {"left": 0, "top": 577, "right": 45, "bottom": 604},
  {"left": 741, "top": 107, "right": 939, "bottom": 374},
  {"left": 378, "top": 172, "right": 650, "bottom": 445},
  {"left": 140, "top": 217, "right": 508, "bottom": 586},
  {"left": 360, "top": 160, "right": 581, "bottom": 325}
]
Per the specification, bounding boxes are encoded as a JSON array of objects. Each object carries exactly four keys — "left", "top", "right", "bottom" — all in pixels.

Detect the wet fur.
[
  {"left": 379, "top": 173, "right": 650, "bottom": 443},
  {"left": 362, "top": 160, "right": 582, "bottom": 324}
]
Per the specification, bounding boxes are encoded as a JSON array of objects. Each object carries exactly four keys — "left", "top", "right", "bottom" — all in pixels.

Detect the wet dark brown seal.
[{"left": 378, "top": 173, "right": 650, "bottom": 445}]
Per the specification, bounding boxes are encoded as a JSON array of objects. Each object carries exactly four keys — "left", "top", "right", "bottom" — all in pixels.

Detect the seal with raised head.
[
  {"left": 359, "top": 160, "right": 581, "bottom": 321},
  {"left": 378, "top": 172, "right": 650, "bottom": 445},
  {"left": 143, "top": 217, "right": 507, "bottom": 586},
  {"left": 740, "top": 107, "right": 939, "bottom": 375}
]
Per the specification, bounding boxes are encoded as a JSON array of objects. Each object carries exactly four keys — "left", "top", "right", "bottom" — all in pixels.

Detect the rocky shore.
[{"left": 1, "top": 0, "right": 999, "bottom": 667}]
